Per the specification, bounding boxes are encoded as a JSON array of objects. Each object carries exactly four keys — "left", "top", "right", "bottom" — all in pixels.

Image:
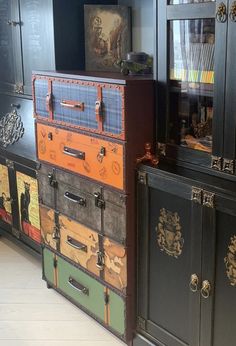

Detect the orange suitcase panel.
[{"left": 36, "top": 122, "right": 124, "bottom": 190}]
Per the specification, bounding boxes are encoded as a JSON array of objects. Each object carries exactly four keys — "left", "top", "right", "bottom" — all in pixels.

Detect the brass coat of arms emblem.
[
  {"left": 224, "top": 235, "right": 236, "bottom": 286},
  {"left": 156, "top": 208, "right": 184, "bottom": 258}
]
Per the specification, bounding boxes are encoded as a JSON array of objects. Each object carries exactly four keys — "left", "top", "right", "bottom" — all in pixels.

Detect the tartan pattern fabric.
[
  {"left": 103, "top": 88, "right": 122, "bottom": 135},
  {"left": 35, "top": 79, "right": 49, "bottom": 118},
  {"left": 34, "top": 78, "right": 123, "bottom": 135},
  {"left": 53, "top": 82, "right": 98, "bottom": 129}
]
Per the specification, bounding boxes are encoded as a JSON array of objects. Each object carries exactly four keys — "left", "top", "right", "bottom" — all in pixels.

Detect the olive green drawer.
[
  {"left": 42, "top": 247, "right": 126, "bottom": 337},
  {"left": 43, "top": 247, "right": 55, "bottom": 285},
  {"left": 57, "top": 255, "right": 105, "bottom": 322}
]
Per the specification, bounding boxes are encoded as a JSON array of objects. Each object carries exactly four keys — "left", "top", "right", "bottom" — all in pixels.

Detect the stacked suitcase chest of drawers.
[{"left": 33, "top": 71, "right": 154, "bottom": 343}]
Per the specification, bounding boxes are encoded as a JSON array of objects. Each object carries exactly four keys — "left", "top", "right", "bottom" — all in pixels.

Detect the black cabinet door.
[
  {"left": 201, "top": 194, "right": 236, "bottom": 346},
  {"left": 157, "top": 0, "right": 228, "bottom": 171},
  {"left": 137, "top": 170, "right": 203, "bottom": 346},
  {"left": 223, "top": 1, "right": 236, "bottom": 172},
  {"left": 0, "top": 0, "right": 23, "bottom": 94},
  {"left": 20, "top": 0, "right": 55, "bottom": 95}
]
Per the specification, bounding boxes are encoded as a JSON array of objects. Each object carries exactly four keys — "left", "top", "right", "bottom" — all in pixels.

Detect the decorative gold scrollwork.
[
  {"left": 216, "top": 2, "right": 227, "bottom": 22},
  {"left": 224, "top": 235, "right": 236, "bottom": 286},
  {"left": 156, "top": 208, "right": 184, "bottom": 259},
  {"left": 229, "top": 1, "right": 236, "bottom": 22}
]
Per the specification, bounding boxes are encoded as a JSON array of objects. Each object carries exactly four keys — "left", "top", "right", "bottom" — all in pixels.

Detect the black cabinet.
[
  {"left": 135, "top": 164, "right": 236, "bottom": 346},
  {"left": 0, "top": 0, "right": 117, "bottom": 96},
  {"left": 156, "top": 0, "right": 236, "bottom": 176}
]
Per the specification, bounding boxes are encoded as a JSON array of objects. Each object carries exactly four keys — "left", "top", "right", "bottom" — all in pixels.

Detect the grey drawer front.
[{"left": 57, "top": 181, "right": 101, "bottom": 232}]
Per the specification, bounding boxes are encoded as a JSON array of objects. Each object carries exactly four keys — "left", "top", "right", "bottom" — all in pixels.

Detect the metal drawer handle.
[
  {"left": 63, "top": 146, "right": 85, "bottom": 160},
  {"left": 189, "top": 274, "right": 199, "bottom": 293},
  {"left": 216, "top": 2, "right": 227, "bottom": 22},
  {"left": 64, "top": 191, "right": 86, "bottom": 207},
  {"left": 68, "top": 277, "right": 89, "bottom": 295},
  {"left": 230, "top": 1, "right": 236, "bottom": 21},
  {"left": 201, "top": 280, "right": 211, "bottom": 299},
  {"left": 66, "top": 236, "right": 87, "bottom": 252},
  {"left": 60, "top": 100, "right": 84, "bottom": 111}
]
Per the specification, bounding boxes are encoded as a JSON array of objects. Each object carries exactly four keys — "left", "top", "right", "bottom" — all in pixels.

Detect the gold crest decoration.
[
  {"left": 224, "top": 235, "right": 236, "bottom": 286},
  {"left": 156, "top": 208, "right": 184, "bottom": 259}
]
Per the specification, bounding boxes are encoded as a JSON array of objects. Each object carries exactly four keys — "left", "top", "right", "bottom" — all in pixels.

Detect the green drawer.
[
  {"left": 42, "top": 248, "right": 126, "bottom": 338},
  {"left": 109, "top": 289, "right": 125, "bottom": 335},
  {"left": 43, "top": 247, "right": 55, "bottom": 285},
  {"left": 57, "top": 255, "right": 105, "bottom": 322}
]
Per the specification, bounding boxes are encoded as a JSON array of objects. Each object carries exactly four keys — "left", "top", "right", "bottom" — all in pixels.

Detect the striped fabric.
[
  {"left": 53, "top": 82, "right": 98, "bottom": 129},
  {"left": 103, "top": 88, "right": 122, "bottom": 135},
  {"left": 34, "top": 78, "right": 123, "bottom": 135},
  {"left": 35, "top": 79, "right": 49, "bottom": 118}
]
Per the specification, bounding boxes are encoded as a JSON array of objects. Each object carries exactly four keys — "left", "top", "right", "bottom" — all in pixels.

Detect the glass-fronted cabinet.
[{"left": 157, "top": 0, "right": 236, "bottom": 175}]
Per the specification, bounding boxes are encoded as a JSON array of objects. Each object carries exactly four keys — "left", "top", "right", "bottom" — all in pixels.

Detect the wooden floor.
[{"left": 0, "top": 237, "right": 125, "bottom": 346}]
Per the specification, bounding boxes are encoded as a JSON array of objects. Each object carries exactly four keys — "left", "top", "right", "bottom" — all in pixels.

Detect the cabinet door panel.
[
  {"left": 212, "top": 211, "right": 236, "bottom": 346},
  {"left": 157, "top": 0, "right": 228, "bottom": 168},
  {"left": 20, "top": 0, "right": 55, "bottom": 95},
  {"left": 0, "top": 163, "right": 12, "bottom": 226},
  {"left": 0, "top": 0, "right": 23, "bottom": 93},
  {"left": 137, "top": 171, "right": 203, "bottom": 346},
  {"left": 223, "top": 10, "right": 236, "bottom": 163}
]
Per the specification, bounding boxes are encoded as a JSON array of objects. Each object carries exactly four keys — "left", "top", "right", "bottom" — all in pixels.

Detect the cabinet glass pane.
[
  {"left": 0, "top": 1, "right": 15, "bottom": 85},
  {"left": 169, "top": 19, "right": 215, "bottom": 153},
  {"left": 169, "top": 0, "right": 215, "bottom": 4}
]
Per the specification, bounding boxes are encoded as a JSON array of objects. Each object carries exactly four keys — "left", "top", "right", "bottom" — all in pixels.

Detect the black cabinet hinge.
[
  {"left": 138, "top": 171, "right": 147, "bottom": 185},
  {"left": 53, "top": 258, "right": 57, "bottom": 269},
  {"left": 137, "top": 316, "right": 147, "bottom": 330}
]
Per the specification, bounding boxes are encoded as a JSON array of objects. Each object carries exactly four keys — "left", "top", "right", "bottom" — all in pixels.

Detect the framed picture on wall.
[{"left": 84, "top": 5, "right": 132, "bottom": 72}]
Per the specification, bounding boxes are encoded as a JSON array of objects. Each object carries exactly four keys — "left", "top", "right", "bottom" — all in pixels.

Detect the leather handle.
[
  {"left": 46, "top": 92, "right": 53, "bottom": 113},
  {"left": 68, "top": 277, "right": 89, "bottom": 295},
  {"left": 63, "top": 146, "right": 85, "bottom": 160},
  {"left": 60, "top": 100, "right": 84, "bottom": 111},
  {"left": 66, "top": 236, "right": 87, "bottom": 252},
  {"left": 64, "top": 191, "right": 86, "bottom": 207}
]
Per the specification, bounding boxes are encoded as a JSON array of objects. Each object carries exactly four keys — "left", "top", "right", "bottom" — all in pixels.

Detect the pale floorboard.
[{"left": 0, "top": 237, "right": 125, "bottom": 346}]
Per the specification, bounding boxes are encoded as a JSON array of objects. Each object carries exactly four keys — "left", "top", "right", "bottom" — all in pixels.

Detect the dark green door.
[
  {"left": 201, "top": 194, "right": 236, "bottom": 346},
  {"left": 137, "top": 169, "right": 203, "bottom": 346},
  {"left": 0, "top": 0, "right": 23, "bottom": 94}
]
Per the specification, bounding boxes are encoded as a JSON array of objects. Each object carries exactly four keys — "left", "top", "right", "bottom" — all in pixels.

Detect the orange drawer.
[{"left": 36, "top": 122, "right": 124, "bottom": 190}]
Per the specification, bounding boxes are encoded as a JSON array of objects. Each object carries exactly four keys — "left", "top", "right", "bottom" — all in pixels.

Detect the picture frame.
[{"left": 84, "top": 5, "right": 132, "bottom": 72}]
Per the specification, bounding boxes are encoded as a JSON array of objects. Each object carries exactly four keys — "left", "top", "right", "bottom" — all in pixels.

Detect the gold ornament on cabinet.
[
  {"left": 156, "top": 208, "right": 184, "bottom": 259},
  {"left": 224, "top": 235, "right": 236, "bottom": 286}
]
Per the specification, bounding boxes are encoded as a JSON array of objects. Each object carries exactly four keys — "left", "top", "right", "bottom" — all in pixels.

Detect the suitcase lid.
[{"left": 32, "top": 70, "right": 153, "bottom": 85}]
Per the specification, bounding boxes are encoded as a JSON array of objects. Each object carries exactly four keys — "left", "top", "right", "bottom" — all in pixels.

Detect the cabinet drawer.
[
  {"left": 33, "top": 76, "right": 125, "bottom": 139},
  {"left": 57, "top": 254, "right": 106, "bottom": 322},
  {"left": 37, "top": 164, "right": 127, "bottom": 243},
  {"left": 36, "top": 122, "right": 125, "bottom": 190},
  {"left": 40, "top": 205, "right": 58, "bottom": 251},
  {"left": 103, "top": 237, "right": 127, "bottom": 293},
  {"left": 59, "top": 213, "right": 99, "bottom": 277},
  {"left": 40, "top": 206, "right": 127, "bottom": 292},
  {"left": 42, "top": 247, "right": 126, "bottom": 338}
]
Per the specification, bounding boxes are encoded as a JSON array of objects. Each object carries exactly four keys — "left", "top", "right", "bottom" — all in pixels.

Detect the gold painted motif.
[
  {"left": 156, "top": 208, "right": 184, "bottom": 258},
  {"left": 224, "top": 235, "right": 236, "bottom": 286}
]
